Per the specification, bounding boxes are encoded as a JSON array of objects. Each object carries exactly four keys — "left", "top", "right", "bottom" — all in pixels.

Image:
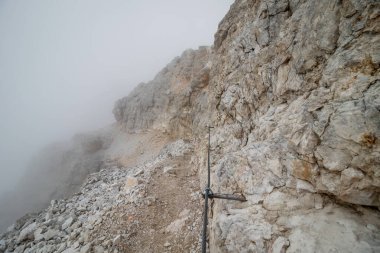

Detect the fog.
[{"left": 0, "top": 0, "right": 232, "bottom": 216}]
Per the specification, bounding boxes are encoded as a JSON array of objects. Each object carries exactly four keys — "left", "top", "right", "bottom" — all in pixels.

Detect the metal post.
[
  {"left": 202, "top": 126, "right": 213, "bottom": 253},
  {"left": 201, "top": 126, "right": 246, "bottom": 253},
  {"left": 201, "top": 187, "right": 209, "bottom": 253},
  {"left": 207, "top": 126, "right": 212, "bottom": 188}
]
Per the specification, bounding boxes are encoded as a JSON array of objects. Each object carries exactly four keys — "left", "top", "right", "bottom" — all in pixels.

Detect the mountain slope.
[{"left": 1, "top": 0, "right": 380, "bottom": 252}]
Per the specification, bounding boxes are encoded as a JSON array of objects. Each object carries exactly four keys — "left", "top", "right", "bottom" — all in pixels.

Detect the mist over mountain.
[
  {"left": 0, "top": 0, "right": 232, "bottom": 232},
  {"left": 0, "top": 0, "right": 379, "bottom": 253}
]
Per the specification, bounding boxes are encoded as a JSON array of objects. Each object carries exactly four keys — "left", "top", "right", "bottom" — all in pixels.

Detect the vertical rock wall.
[{"left": 205, "top": 0, "right": 380, "bottom": 252}]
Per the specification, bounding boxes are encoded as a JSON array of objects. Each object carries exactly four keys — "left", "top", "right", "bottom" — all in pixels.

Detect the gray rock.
[
  {"left": 44, "top": 229, "right": 60, "bottom": 241},
  {"left": 112, "top": 235, "right": 122, "bottom": 245},
  {"left": 94, "top": 246, "right": 104, "bottom": 253},
  {"left": 17, "top": 222, "right": 37, "bottom": 243},
  {"left": 271, "top": 236, "right": 289, "bottom": 253},
  {"left": 80, "top": 243, "right": 92, "bottom": 253},
  {"left": 206, "top": 0, "right": 380, "bottom": 251},
  {"left": 0, "top": 239, "right": 5, "bottom": 251},
  {"left": 62, "top": 217, "right": 75, "bottom": 231}
]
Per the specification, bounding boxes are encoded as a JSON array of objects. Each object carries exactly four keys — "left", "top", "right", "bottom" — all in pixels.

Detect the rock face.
[
  {"left": 113, "top": 46, "right": 211, "bottom": 138},
  {"left": 1, "top": 0, "right": 380, "bottom": 252},
  {"left": 205, "top": 0, "right": 380, "bottom": 252}
]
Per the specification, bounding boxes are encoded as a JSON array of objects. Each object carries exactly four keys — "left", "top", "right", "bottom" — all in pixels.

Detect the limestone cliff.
[
  {"left": 113, "top": 47, "right": 211, "bottom": 138},
  {"left": 203, "top": 0, "right": 380, "bottom": 252},
  {"left": 1, "top": 0, "right": 379, "bottom": 252}
]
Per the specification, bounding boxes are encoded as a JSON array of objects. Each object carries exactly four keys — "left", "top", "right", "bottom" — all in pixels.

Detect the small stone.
[
  {"left": 45, "top": 212, "right": 52, "bottom": 221},
  {"left": 80, "top": 243, "right": 92, "bottom": 253},
  {"left": 366, "top": 224, "right": 377, "bottom": 231},
  {"left": 164, "top": 242, "right": 171, "bottom": 247},
  {"left": 17, "top": 222, "right": 37, "bottom": 243},
  {"left": 0, "top": 240, "right": 6, "bottom": 251},
  {"left": 125, "top": 177, "right": 139, "bottom": 189},
  {"left": 296, "top": 179, "right": 316, "bottom": 193},
  {"left": 314, "top": 194, "right": 323, "bottom": 210},
  {"left": 134, "top": 170, "right": 143, "bottom": 176},
  {"left": 163, "top": 166, "right": 176, "bottom": 175},
  {"left": 113, "top": 235, "right": 122, "bottom": 245},
  {"left": 272, "top": 236, "right": 290, "bottom": 253},
  {"left": 44, "top": 229, "right": 59, "bottom": 240},
  {"left": 62, "top": 217, "right": 75, "bottom": 230},
  {"left": 61, "top": 247, "right": 78, "bottom": 253},
  {"left": 72, "top": 241, "right": 80, "bottom": 249},
  {"left": 94, "top": 246, "right": 105, "bottom": 253},
  {"left": 34, "top": 228, "right": 45, "bottom": 241}
]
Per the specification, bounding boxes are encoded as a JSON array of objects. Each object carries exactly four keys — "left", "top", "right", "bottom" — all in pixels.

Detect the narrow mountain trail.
[
  {"left": 126, "top": 155, "right": 203, "bottom": 253},
  {"left": 90, "top": 146, "right": 204, "bottom": 253}
]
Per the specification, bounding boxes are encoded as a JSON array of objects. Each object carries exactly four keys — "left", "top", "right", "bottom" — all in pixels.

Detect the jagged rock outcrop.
[
  {"left": 1, "top": 0, "right": 380, "bottom": 252},
  {"left": 113, "top": 47, "right": 211, "bottom": 138}
]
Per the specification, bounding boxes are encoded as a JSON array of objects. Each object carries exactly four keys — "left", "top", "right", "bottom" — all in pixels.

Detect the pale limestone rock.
[
  {"left": 278, "top": 205, "right": 380, "bottom": 253},
  {"left": 112, "top": 235, "right": 121, "bottom": 245},
  {"left": 113, "top": 47, "right": 211, "bottom": 138},
  {"left": 207, "top": 0, "right": 380, "bottom": 251},
  {"left": 124, "top": 176, "right": 138, "bottom": 189},
  {"left": 341, "top": 167, "right": 365, "bottom": 185},
  {"left": 62, "top": 217, "right": 74, "bottom": 230},
  {"left": 44, "top": 229, "right": 59, "bottom": 240},
  {"left": 163, "top": 166, "right": 176, "bottom": 175},
  {"left": 62, "top": 247, "right": 79, "bottom": 253},
  {"left": 17, "top": 222, "right": 37, "bottom": 243},
  {"left": 210, "top": 207, "right": 273, "bottom": 253},
  {"left": 296, "top": 179, "right": 316, "bottom": 193},
  {"left": 263, "top": 191, "right": 317, "bottom": 211},
  {"left": 94, "top": 245, "right": 104, "bottom": 253},
  {"left": 79, "top": 243, "right": 91, "bottom": 253},
  {"left": 0, "top": 240, "right": 5, "bottom": 251},
  {"left": 271, "top": 236, "right": 289, "bottom": 253},
  {"left": 34, "top": 227, "right": 44, "bottom": 242},
  {"left": 165, "top": 209, "right": 190, "bottom": 234}
]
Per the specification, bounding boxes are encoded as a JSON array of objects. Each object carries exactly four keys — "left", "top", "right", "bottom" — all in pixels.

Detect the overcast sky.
[{"left": 0, "top": 0, "right": 233, "bottom": 194}]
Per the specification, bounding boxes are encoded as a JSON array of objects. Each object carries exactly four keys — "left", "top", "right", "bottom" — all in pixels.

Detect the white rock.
[
  {"left": 272, "top": 236, "right": 289, "bottom": 253},
  {"left": 62, "top": 247, "right": 79, "bottom": 253},
  {"left": 80, "top": 243, "right": 92, "bottom": 253},
  {"left": 17, "top": 222, "right": 37, "bottom": 243},
  {"left": 296, "top": 179, "right": 316, "bottom": 193},
  {"left": 34, "top": 227, "right": 45, "bottom": 241},
  {"left": 44, "top": 229, "right": 60, "bottom": 240},
  {"left": 62, "top": 217, "right": 75, "bottom": 230},
  {"left": 163, "top": 166, "right": 176, "bottom": 174},
  {"left": 124, "top": 177, "right": 139, "bottom": 190},
  {"left": 113, "top": 235, "right": 122, "bottom": 244},
  {"left": 0, "top": 239, "right": 6, "bottom": 251},
  {"left": 94, "top": 245, "right": 105, "bottom": 253}
]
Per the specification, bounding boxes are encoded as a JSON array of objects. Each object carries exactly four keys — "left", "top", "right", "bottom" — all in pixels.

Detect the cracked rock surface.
[{"left": 205, "top": 0, "right": 380, "bottom": 252}]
